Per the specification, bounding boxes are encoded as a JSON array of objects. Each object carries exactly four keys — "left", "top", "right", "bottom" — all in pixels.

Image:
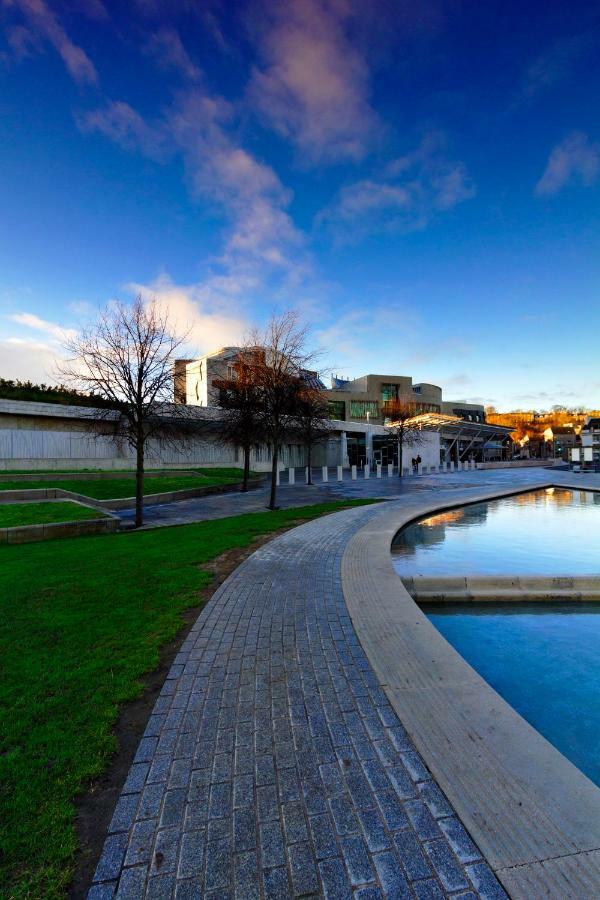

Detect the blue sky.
[{"left": 1, "top": 0, "right": 599, "bottom": 408}]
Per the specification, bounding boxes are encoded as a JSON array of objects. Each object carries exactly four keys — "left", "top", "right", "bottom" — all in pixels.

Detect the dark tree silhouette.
[
  {"left": 292, "top": 385, "right": 332, "bottom": 484},
  {"left": 60, "top": 296, "right": 193, "bottom": 526}
]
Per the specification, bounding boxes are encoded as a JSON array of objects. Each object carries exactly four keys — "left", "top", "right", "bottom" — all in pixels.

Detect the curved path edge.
[{"left": 342, "top": 482, "right": 600, "bottom": 899}]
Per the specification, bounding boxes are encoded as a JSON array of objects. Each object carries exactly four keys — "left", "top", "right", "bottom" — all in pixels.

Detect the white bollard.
[
  {"left": 364, "top": 465, "right": 370, "bottom": 479},
  {"left": 276, "top": 468, "right": 280, "bottom": 486},
  {"left": 470, "top": 459, "right": 476, "bottom": 470},
  {"left": 446, "top": 461, "right": 451, "bottom": 471},
  {"left": 387, "top": 464, "right": 393, "bottom": 477},
  {"left": 305, "top": 467, "right": 310, "bottom": 483},
  {"left": 337, "top": 465, "right": 343, "bottom": 481},
  {"left": 288, "top": 467, "right": 295, "bottom": 485},
  {"left": 322, "top": 466, "right": 328, "bottom": 483},
  {"left": 351, "top": 465, "right": 357, "bottom": 480},
  {"left": 376, "top": 464, "right": 382, "bottom": 478},
  {"left": 450, "top": 461, "right": 455, "bottom": 471},
  {"left": 417, "top": 464, "right": 423, "bottom": 475}
]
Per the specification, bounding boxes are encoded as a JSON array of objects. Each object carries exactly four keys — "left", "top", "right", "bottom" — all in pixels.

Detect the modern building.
[{"left": 173, "top": 350, "right": 512, "bottom": 464}]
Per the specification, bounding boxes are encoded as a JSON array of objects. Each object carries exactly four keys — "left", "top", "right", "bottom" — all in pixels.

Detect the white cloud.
[
  {"left": 536, "top": 132, "right": 600, "bottom": 195},
  {"left": 248, "top": 0, "right": 379, "bottom": 163},
  {"left": 9, "top": 311, "right": 76, "bottom": 342},
  {"left": 0, "top": 338, "right": 65, "bottom": 383},
  {"left": 319, "top": 133, "right": 475, "bottom": 242},
  {"left": 3, "top": 0, "right": 98, "bottom": 85},
  {"left": 127, "top": 273, "right": 251, "bottom": 355}
]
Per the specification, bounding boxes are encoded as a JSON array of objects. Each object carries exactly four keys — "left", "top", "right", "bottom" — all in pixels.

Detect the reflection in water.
[{"left": 392, "top": 489, "right": 600, "bottom": 576}]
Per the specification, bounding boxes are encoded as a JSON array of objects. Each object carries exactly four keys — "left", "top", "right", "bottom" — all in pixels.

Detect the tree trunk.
[
  {"left": 269, "top": 445, "right": 279, "bottom": 510},
  {"left": 307, "top": 443, "right": 312, "bottom": 484},
  {"left": 135, "top": 440, "right": 144, "bottom": 527},
  {"left": 398, "top": 430, "right": 403, "bottom": 477},
  {"left": 242, "top": 445, "right": 250, "bottom": 492}
]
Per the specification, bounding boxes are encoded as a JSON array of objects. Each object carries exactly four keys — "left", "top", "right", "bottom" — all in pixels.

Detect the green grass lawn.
[
  {"left": 0, "top": 468, "right": 250, "bottom": 500},
  {"left": 0, "top": 498, "right": 377, "bottom": 898},
  {"left": 0, "top": 501, "right": 106, "bottom": 528}
]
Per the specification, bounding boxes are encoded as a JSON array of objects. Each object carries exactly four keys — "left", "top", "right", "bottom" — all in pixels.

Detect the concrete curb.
[
  {"left": 403, "top": 574, "right": 600, "bottom": 602},
  {"left": 0, "top": 515, "right": 119, "bottom": 544},
  {"left": 342, "top": 480, "right": 600, "bottom": 899}
]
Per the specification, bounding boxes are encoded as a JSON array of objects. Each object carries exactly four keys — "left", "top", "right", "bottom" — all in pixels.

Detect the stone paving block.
[
  {"left": 393, "top": 830, "right": 432, "bottom": 881},
  {"left": 412, "top": 877, "right": 446, "bottom": 899},
  {"left": 262, "top": 865, "right": 291, "bottom": 899},
  {"left": 177, "top": 829, "right": 205, "bottom": 879},
  {"left": 150, "top": 827, "right": 180, "bottom": 876},
  {"left": 94, "top": 833, "right": 129, "bottom": 883},
  {"left": 115, "top": 865, "right": 148, "bottom": 898},
  {"left": 372, "top": 851, "right": 411, "bottom": 898},
  {"left": 288, "top": 841, "right": 319, "bottom": 896},
  {"left": 204, "top": 837, "right": 232, "bottom": 892},
  {"left": 109, "top": 794, "right": 140, "bottom": 834},
  {"left": 425, "top": 839, "right": 470, "bottom": 892},
  {"left": 465, "top": 862, "right": 508, "bottom": 899},
  {"left": 330, "top": 794, "right": 360, "bottom": 836},
  {"left": 340, "top": 833, "right": 376, "bottom": 886},
  {"left": 125, "top": 819, "right": 159, "bottom": 867},
  {"left": 319, "top": 856, "right": 353, "bottom": 900},
  {"left": 438, "top": 816, "right": 482, "bottom": 864},
  {"left": 404, "top": 800, "right": 442, "bottom": 841},
  {"left": 233, "top": 851, "right": 259, "bottom": 899}
]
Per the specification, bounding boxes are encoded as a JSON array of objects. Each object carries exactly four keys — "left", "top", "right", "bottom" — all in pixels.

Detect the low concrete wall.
[
  {"left": 403, "top": 574, "right": 600, "bottom": 602},
  {"left": 477, "top": 459, "right": 563, "bottom": 469},
  {"left": 0, "top": 469, "right": 201, "bottom": 482},
  {"left": 1, "top": 516, "right": 119, "bottom": 544},
  {"left": 0, "top": 477, "right": 264, "bottom": 510}
]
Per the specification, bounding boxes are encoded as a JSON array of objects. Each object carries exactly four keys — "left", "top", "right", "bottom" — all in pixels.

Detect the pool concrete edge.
[{"left": 342, "top": 480, "right": 600, "bottom": 899}]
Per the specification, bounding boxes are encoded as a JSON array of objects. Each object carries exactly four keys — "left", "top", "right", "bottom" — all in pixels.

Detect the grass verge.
[
  {"left": 0, "top": 468, "right": 250, "bottom": 500},
  {"left": 0, "top": 501, "right": 106, "bottom": 528},
  {"left": 0, "top": 498, "right": 378, "bottom": 898}
]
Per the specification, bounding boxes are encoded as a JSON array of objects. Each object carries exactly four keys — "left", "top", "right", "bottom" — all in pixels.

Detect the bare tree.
[
  {"left": 292, "top": 385, "right": 333, "bottom": 484},
  {"left": 213, "top": 349, "right": 265, "bottom": 492},
  {"left": 249, "top": 311, "right": 320, "bottom": 510},
  {"left": 60, "top": 296, "right": 192, "bottom": 527},
  {"left": 383, "top": 400, "right": 426, "bottom": 477}
]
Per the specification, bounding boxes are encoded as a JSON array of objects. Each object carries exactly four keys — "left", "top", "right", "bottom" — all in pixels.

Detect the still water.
[
  {"left": 424, "top": 603, "right": 600, "bottom": 787},
  {"left": 392, "top": 488, "right": 600, "bottom": 577}
]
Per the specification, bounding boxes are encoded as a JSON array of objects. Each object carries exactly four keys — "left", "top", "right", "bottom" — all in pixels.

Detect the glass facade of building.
[{"left": 350, "top": 400, "right": 379, "bottom": 419}]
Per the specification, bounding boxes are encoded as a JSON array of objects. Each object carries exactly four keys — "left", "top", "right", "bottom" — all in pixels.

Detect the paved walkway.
[
  {"left": 118, "top": 465, "right": 597, "bottom": 528},
  {"left": 90, "top": 499, "right": 513, "bottom": 899},
  {"left": 90, "top": 469, "right": 600, "bottom": 898}
]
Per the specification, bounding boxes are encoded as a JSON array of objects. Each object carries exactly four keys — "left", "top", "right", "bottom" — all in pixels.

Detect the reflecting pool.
[
  {"left": 392, "top": 488, "right": 600, "bottom": 577},
  {"left": 424, "top": 603, "right": 600, "bottom": 787}
]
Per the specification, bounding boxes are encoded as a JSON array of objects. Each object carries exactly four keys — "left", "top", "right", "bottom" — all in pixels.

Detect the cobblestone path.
[{"left": 89, "top": 503, "right": 507, "bottom": 899}]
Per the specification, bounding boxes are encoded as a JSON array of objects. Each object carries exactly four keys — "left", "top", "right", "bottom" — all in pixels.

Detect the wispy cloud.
[
  {"left": 517, "top": 36, "right": 588, "bottom": 105},
  {"left": 319, "top": 133, "right": 475, "bottom": 242},
  {"left": 144, "top": 27, "right": 201, "bottom": 82},
  {"left": 9, "top": 311, "right": 76, "bottom": 342},
  {"left": 536, "top": 131, "right": 600, "bottom": 195},
  {"left": 77, "top": 100, "right": 169, "bottom": 161},
  {"left": 248, "top": 0, "right": 379, "bottom": 163},
  {"left": 3, "top": 0, "right": 98, "bottom": 85}
]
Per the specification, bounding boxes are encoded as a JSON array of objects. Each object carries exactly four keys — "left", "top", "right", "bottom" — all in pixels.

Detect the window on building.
[
  {"left": 328, "top": 400, "right": 346, "bottom": 420},
  {"left": 350, "top": 400, "right": 379, "bottom": 419},
  {"left": 381, "top": 383, "right": 398, "bottom": 402}
]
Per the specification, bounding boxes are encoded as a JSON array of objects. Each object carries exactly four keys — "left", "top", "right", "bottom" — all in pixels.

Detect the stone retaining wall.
[{"left": 0, "top": 515, "right": 119, "bottom": 544}]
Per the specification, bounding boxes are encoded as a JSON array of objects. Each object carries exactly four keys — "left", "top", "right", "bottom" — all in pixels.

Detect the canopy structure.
[{"left": 388, "top": 412, "right": 513, "bottom": 462}]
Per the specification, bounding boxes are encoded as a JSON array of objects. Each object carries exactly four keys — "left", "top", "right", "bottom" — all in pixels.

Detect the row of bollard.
[{"left": 286, "top": 459, "right": 477, "bottom": 484}]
